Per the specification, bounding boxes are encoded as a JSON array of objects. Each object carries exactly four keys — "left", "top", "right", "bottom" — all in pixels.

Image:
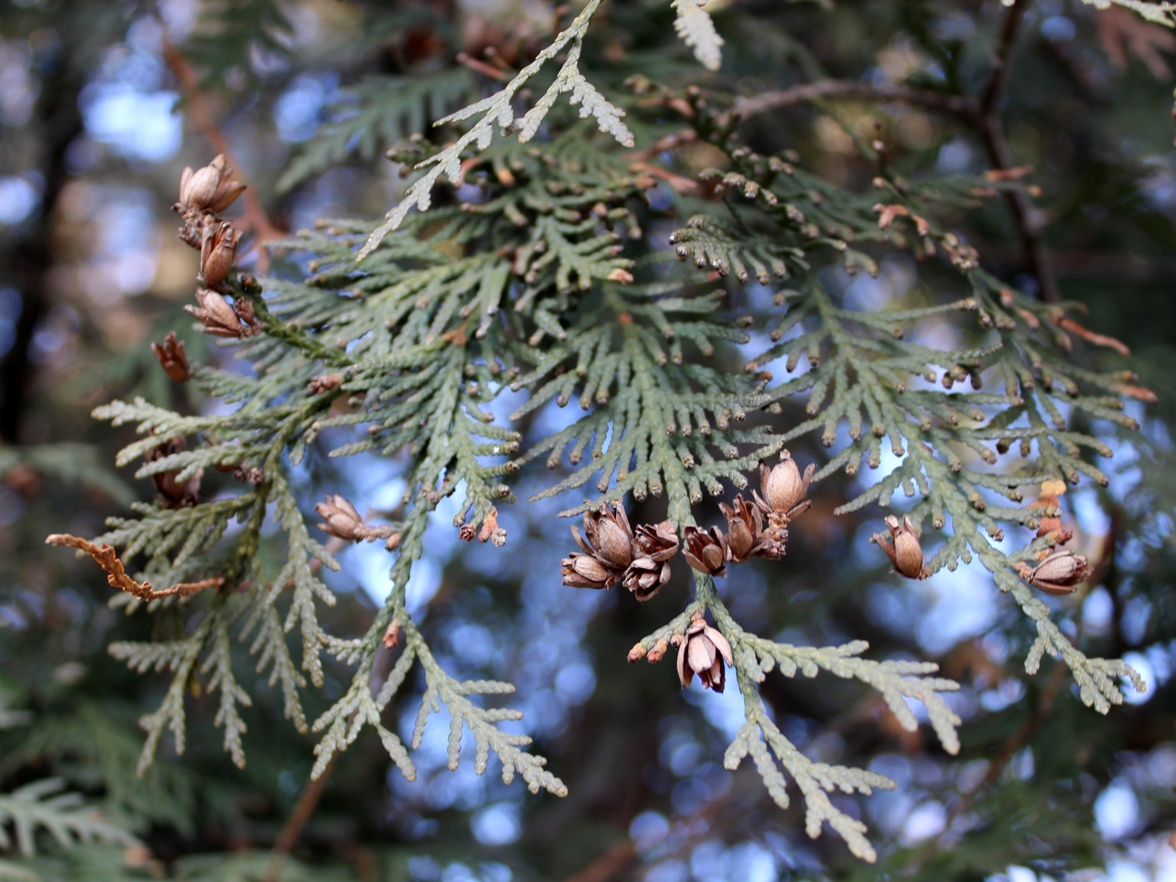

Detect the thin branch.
[
  {"left": 562, "top": 840, "right": 637, "bottom": 882},
  {"left": 981, "top": 0, "right": 1032, "bottom": 117},
  {"left": 46, "top": 533, "right": 223, "bottom": 600},
  {"left": 976, "top": 0, "right": 1061, "bottom": 302},
  {"left": 732, "top": 81, "right": 976, "bottom": 121},
  {"left": 947, "top": 657, "right": 1068, "bottom": 825},
  {"left": 627, "top": 128, "right": 699, "bottom": 162},
  {"left": 161, "top": 41, "right": 285, "bottom": 270},
  {"left": 263, "top": 755, "right": 338, "bottom": 882}
]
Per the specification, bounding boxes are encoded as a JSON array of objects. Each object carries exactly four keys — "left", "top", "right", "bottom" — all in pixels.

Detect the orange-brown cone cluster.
[{"left": 172, "top": 155, "right": 260, "bottom": 341}]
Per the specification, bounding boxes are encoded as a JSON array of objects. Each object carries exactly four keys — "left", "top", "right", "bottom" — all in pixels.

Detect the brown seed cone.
[
  {"left": 623, "top": 557, "right": 672, "bottom": 600},
  {"left": 185, "top": 288, "right": 244, "bottom": 338},
  {"left": 682, "top": 526, "right": 728, "bottom": 577},
  {"left": 315, "top": 493, "right": 367, "bottom": 542},
  {"left": 199, "top": 219, "right": 240, "bottom": 287},
  {"left": 720, "top": 494, "right": 786, "bottom": 562},
  {"left": 676, "top": 612, "right": 734, "bottom": 692},
  {"left": 755, "top": 450, "right": 814, "bottom": 520},
  {"left": 561, "top": 552, "right": 620, "bottom": 590},
  {"left": 1023, "top": 550, "right": 1091, "bottom": 595},
  {"left": 581, "top": 502, "right": 635, "bottom": 568},
  {"left": 151, "top": 331, "right": 191, "bottom": 382},
  {"left": 871, "top": 515, "right": 926, "bottom": 579},
  {"left": 145, "top": 436, "right": 201, "bottom": 508},
  {"left": 634, "top": 520, "right": 679, "bottom": 562},
  {"left": 179, "top": 155, "right": 246, "bottom": 214}
]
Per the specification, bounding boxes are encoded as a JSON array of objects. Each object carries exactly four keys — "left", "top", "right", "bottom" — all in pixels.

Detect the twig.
[
  {"left": 161, "top": 41, "right": 285, "bottom": 270},
  {"left": 627, "top": 129, "right": 698, "bottom": 162},
  {"left": 627, "top": 161, "right": 699, "bottom": 192},
  {"left": 562, "top": 839, "right": 637, "bottom": 882},
  {"left": 263, "top": 754, "right": 338, "bottom": 882},
  {"left": 947, "top": 657, "right": 1068, "bottom": 825},
  {"left": 732, "top": 81, "right": 976, "bottom": 120},
  {"left": 46, "top": 533, "right": 223, "bottom": 601},
  {"left": 456, "top": 52, "right": 514, "bottom": 83},
  {"left": 981, "top": 0, "right": 1030, "bottom": 117},
  {"left": 976, "top": 0, "right": 1061, "bottom": 302}
]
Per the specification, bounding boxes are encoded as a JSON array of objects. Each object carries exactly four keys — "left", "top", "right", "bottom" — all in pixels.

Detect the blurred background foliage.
[{"left": 0, "top": 0, "right": 1175, "bottom": 879}]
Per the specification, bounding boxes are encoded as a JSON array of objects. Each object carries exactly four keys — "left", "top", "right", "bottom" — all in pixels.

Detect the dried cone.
[
  {"left": 562, "top": 502, "right": 635, "bottom": 591},
  {"left": 232, "top": 297, "right": 262, "bottom": 335},
  {"left": 199, "top": 219, "right": 240, "bottom": 287},
  {"left": 624, "top": 520, "right": 679, "bottom": 601},
  {"left": 871, "top": 515, "right": 926, "bottom": 579},
  {"left": 676, "top": 612, "right": 734, "bottom": 693},
  {"left": 179, "top": 155, "right": 246, "bottom": 214},
  {"left": 316, "top": 493, "right": 368, "bottom": 542},
  {"left": 755, "top": 450, "right": 814, "bottom": 521},
  {"left": 145, "top": 436, "right": 201, "bottom": 508},
  {"left": 561, "top": 552, "right": 618, "bottom": 590},
  {"left": 623, "top": 558, "right": 670, "bottom": 600},
  {"left": 151, "top": 331, "right": 190, "bottom": 382},
  {"left": 185, "top": 288, "right": 244, "bottom": 338},
  {"left": 582, "top": 502, "right": 635, "bottom": 569},
  {"left": 682, "top": 526, "right": 728, "bottom": 577},
  {"left": 1023, "top": 550, "right": 1091, "bottom": 596},
  {"left": 721, "top": 493, "right": 784, "bottom": 562}
]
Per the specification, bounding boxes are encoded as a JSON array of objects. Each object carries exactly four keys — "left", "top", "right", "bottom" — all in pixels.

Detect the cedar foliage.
[{"left": 2, "top": 0, "right": 1176, "bottom": 879}]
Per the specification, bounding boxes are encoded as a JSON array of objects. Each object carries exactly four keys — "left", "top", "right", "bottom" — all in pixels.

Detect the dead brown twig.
[{"left": 45, "top": 533, "right": 223, "bottom": 601}]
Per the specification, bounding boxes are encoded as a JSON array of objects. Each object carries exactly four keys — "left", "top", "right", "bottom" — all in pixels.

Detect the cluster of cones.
[
  {"left": 561, "top": 451, "right": 815, "bottom": 602},
  {"left": 172, "top": 155, "right": 260, "bottom": 340}
]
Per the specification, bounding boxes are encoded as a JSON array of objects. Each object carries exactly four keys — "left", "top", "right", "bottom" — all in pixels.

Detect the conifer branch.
[
  {"left": 0, "top": 779, "right": 138, "bottom": 858},
  {"left": 359, "top": 0, "right": 627, "bottom": 257}
]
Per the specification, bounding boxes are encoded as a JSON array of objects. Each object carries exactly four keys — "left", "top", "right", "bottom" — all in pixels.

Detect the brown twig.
[
  {"left": 627, "top": 161, "right": 699, "bottom": 193},
  {"left": 732, "top": 80, "right": 976, "bottom": 121},
  {"left": 263, "top": 755, "right": 338, "bottom": 882},
  {"left": 975, "top": 0, "right": 1061, "bottom": 302},
  {"left": 627, "top": 128, "right": 699, "bottom": 162},
  {"left": 951, "top": 656, "right": 1069, "bottom": 824},
  {"left": 456, "top": 51, "right": 514, "bottom": 82},
  {"left": 46, "top": 533, "right": 223, "bottom": 600},
  {"left": 162, "top": 42, "right": 285, "bottom": 270},
  {"left": 562, "top": 839, "right": 638, "bottom": 882}
]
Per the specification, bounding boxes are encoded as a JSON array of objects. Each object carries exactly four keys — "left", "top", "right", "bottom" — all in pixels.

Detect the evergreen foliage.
[{"left": 4, "top": 0, "right": 1176, "bottom": 877}]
